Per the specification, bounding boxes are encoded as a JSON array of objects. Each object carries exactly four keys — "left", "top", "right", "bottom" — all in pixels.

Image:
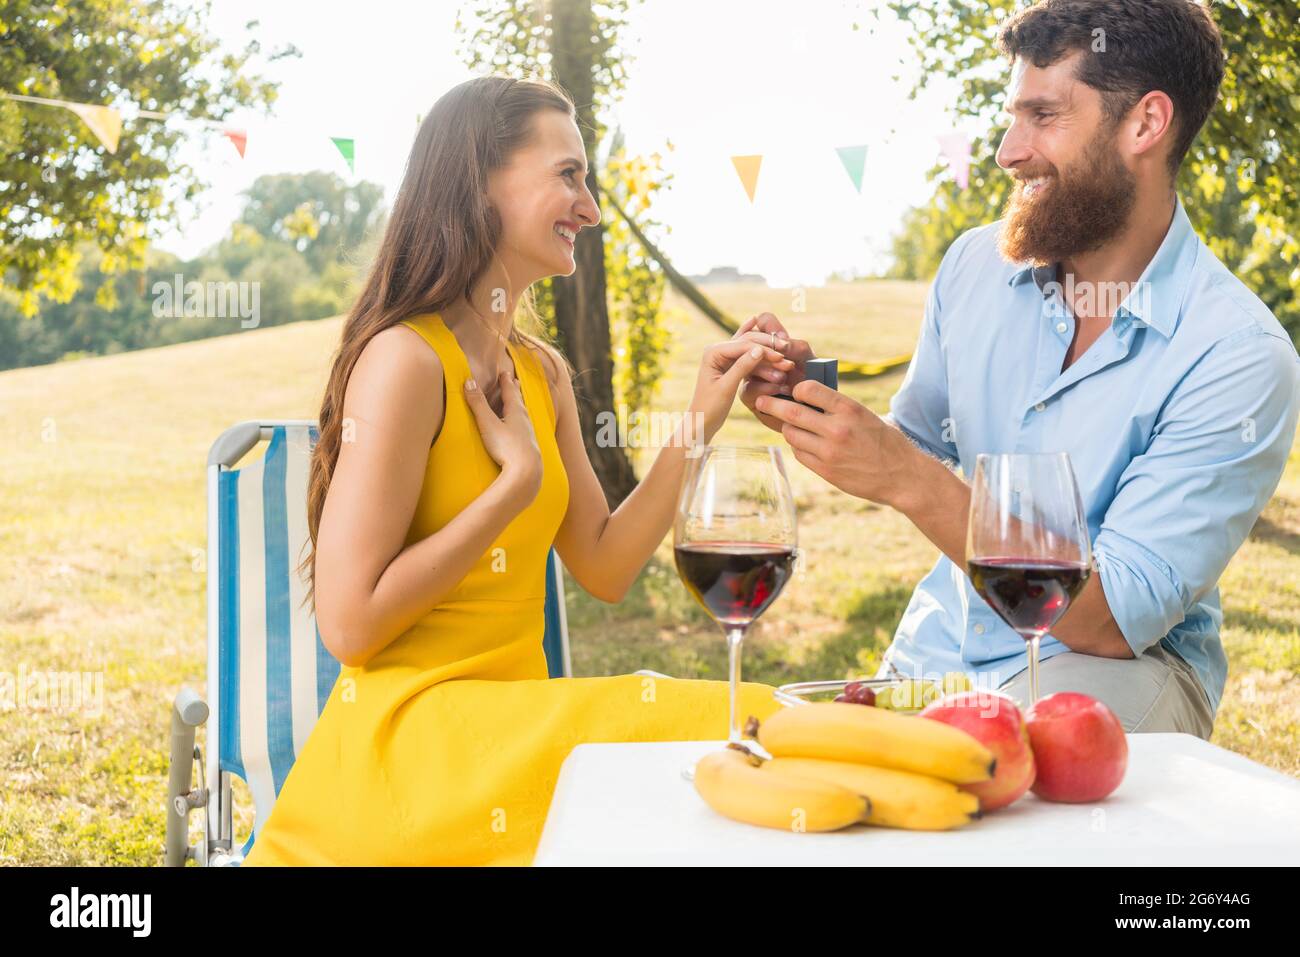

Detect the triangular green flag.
[
  {"left": 331, "top": 137, "right": 355, "bottom": 173},
  {"left": 836, "top": 145, "right": 868, "bottom": 193}
]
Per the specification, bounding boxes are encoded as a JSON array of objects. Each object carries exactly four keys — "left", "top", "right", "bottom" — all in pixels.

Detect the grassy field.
[{"left": 1, "top": 280, "right": 1296, "bottom": 865}]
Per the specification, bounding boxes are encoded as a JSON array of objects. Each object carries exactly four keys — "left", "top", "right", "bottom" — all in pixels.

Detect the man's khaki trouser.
[{"left": 996, "top": 641, "right": 1216, "bottom": 739}]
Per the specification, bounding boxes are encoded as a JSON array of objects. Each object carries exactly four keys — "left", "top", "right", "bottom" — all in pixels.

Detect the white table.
[{"left": 534, "top": 734, "right": 1300, "bottom": 865}]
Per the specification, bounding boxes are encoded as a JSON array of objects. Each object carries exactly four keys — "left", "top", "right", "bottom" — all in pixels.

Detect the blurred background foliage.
[
  {"left": 0, "top": 0, "right": 290, "bottom": 317},
  {"left": 0, "top": 171, "right": 381, "bottom": 369}
]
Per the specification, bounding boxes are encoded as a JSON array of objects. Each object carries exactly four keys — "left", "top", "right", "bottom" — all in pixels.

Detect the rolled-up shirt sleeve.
[
  {"left": 1095, "top": 327, "right": 1300, "bottom": 656},
  {"left": 886, "top": 232, "right": 973, "bottom": 466}
]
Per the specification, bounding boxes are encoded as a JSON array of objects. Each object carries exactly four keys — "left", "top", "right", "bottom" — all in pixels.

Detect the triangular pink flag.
[
  {"left": 937, "top": 132, "right": 972, "bottom": 190},
  {"left": 223, "top": 128, "right": 247, "bottom": 158}
]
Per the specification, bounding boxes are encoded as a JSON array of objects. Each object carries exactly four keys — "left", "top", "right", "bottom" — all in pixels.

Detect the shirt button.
[
  {"left": 1034, "top": 402, "right": 1046, "bottom": 412},
  {"left": 974, "top": 623, "right": 986, "bottom": 635},
  {"left": 1056, "top": 322, "right": 1068, "bottom": 333}
]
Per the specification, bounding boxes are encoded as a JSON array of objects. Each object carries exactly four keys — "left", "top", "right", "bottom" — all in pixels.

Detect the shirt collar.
[{"left": 1005, "top": 195, "right": 1198, "bottom": 339}]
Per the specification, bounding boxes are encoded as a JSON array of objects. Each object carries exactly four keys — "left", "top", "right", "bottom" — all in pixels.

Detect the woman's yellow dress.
[{"left": 242, "top": 312, "right": 782, "bottom": 866}]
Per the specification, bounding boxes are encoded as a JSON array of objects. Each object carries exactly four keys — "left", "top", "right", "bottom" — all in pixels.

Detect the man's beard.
[{"left": 997, "top": 130, "right": 1138, "bottom": 267}]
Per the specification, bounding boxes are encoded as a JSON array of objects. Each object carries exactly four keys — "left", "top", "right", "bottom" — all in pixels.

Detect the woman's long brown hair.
[{"left": 300, "top": 76, "right": 577, "bottom": 608}]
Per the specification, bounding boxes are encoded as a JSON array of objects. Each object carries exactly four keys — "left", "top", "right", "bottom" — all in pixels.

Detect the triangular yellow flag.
[
  {"left": 0, "top": 94, "right": 123, "bottom": 153},
  {"left": 66, "top": 103, "right": 122, "bottom": 153},
  {"left": 730, "top": 154, "right": 762, "bottom": 203}
]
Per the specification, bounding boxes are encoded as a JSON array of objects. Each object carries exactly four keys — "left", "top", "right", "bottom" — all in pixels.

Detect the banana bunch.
[
  {"left": 693, "top": 745, "right": 870, "bottom": 832},
  {"left": 763, "top": 758, "right": 980, "bottom": 831},
  {"left": 693, "top": 703, "right": 994, "bottom": 833},
  {"left": 755, "top": 701, "right": 996, "bottom": 783}
]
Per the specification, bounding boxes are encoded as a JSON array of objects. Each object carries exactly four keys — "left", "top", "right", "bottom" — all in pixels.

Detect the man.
[{"left": 736, "top": 0, "right": 1299, "bottom": 738}]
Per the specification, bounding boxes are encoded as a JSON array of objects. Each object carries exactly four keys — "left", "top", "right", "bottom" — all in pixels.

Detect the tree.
[
  {"left": 458, "top": 0, "right": 646, "bottom": 506},
  {"left": 237, "top": 171, "right": 385, "bottom": 273},
  {"left": 0, "top": 0, "right": 287, "bottom": 316},
  {"left": 0, "top": 243, "right": 178, "bottom": 367},
  {"left": 0, "top": 171, "right": 384, "bottom": 369},
  {"left": 880, "top": 0, "right": 1300, "bottom": 344}
]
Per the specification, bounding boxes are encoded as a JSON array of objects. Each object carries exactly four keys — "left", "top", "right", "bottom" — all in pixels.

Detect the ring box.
[{"left": 774, "top": 358, "right": 838, "bottom": 412}]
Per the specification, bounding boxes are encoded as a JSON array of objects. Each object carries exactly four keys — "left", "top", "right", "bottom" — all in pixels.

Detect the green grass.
[{"left": 1, "top": 281, "right": 1296, "bottom": 865}]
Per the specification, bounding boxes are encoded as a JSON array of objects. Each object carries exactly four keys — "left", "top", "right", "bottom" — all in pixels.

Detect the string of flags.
[
  {"left": 0, "top": 92, "right": 355, "bottom": 173},
  {"left": 2, "top": 93, "right": 124, "bottom": 153},
  {"left": 3, "top": 92, "right": 971, "bottom": 202},
  {"left": 728, "top": 131, "right": 973, "bottom": 203},
  {"left": 6, "top": 92, "right": 945, "bottom": 377}
]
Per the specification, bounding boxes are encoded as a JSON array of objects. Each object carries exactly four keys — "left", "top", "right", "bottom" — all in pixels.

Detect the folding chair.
[{"left": 165, "top": 420, "right": 572, "bottom": 866}]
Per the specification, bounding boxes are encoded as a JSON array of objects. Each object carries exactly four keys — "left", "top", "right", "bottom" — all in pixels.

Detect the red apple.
[
  {"left": 918, "top": 690, "right": 1036, "bottom": 811},
  {"left": 1024, "top": 692, "right": 1127, "bottom": 802}
]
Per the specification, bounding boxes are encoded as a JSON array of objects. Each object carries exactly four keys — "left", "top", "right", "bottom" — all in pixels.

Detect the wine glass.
[
  {"left": 966, "top": 452, "right": 1091, "bottom": 706},
  {"left": 674, "top": 446, "right": 798, "bottom": 749}
]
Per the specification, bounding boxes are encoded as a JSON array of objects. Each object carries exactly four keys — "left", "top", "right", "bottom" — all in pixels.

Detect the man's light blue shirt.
[{"left": 883, "top": 196, "right": 1300, "bottom": 715}]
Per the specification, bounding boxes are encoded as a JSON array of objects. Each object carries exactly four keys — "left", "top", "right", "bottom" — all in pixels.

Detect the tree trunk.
[{"left": 549, "top": 0, "right": 637, "bottom": 507}]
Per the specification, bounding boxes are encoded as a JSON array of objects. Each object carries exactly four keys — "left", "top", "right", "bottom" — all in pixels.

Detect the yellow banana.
[
  {"left": 763, "top": 756, "right": 981, "bottom": 831},
  {"left": 753, "top": 702, "right": 996, "bottom": 784},
  {"left": 693, "top": 746, "right": 870, "bottom": 832}
]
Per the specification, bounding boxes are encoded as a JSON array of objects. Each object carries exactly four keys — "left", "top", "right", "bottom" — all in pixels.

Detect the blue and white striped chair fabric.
[
  {"left": 211, "top": 422, "right": 570, "bottom": 859},
  {"left": 215, "top": 424, "right": 337, "bottom": 858},
  {"left": 542, "top": 548, "right": 571, "bottom": 680}
]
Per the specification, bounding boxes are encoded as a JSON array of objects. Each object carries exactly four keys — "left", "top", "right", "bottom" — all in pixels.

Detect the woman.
[{"left": 242, "top": 76, "right": 798, "bottom": 866}]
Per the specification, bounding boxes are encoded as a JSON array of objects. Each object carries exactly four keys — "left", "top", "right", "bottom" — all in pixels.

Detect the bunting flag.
[
  {"left": 65, "top": 103, "right": 122, "bottom": 153},
  {"left": 223, "top": 128, "right": 248, "bottom": 158},
  {"left": 1, "top": 93, "right": 122, "bottom": 153},
  {"left": 730, "top": 154, "right": 762, "bottom": 203},
  {"left": 331, "top": 136, "right": 355, "bottom": 173},
  {"left": 936, "top": 132, "right": 972, "bottom": 190},
  {"left": 835, "top": 145, "right": 868, "bottom": 193}
]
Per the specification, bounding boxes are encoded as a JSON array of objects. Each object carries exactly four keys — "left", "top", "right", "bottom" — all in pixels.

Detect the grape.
[
  {"left": 834, "top": 682, "right": 877, "bottom": 706},
  {"left": 849, "top": 684, "right": 877, "bottom": 706}
]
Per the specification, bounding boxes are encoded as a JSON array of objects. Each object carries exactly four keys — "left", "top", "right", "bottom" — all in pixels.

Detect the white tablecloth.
[{"left": 534, "top": 734, "right": 1300, "bottom": 865}]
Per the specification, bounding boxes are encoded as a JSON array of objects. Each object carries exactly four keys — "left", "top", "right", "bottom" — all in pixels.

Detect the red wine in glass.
[
  {"left": 966, "top": 453, "right": 1091, "bottom": 705},
  {"left": 674, "top": 542, "right": 796, "bottom": 627},
  {"left": 968, "top": 557, "right": 1088, "bottom": 635},
  {"left": 675, "top": 446, "right": 798, "bottom": 750}
]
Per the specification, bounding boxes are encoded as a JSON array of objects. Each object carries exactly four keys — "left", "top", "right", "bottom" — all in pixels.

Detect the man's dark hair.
[{"left": 997, "top": 0, "right": 1225, "bottom": 176}]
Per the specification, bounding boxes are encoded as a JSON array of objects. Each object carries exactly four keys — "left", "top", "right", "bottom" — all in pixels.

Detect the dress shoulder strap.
[{"left": 398, "top": 313, "right": 469, "bottom": 386}]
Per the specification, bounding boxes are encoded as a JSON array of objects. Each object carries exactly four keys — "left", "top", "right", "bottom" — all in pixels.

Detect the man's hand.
[
  {"left": 754, "top": 379, "right": 921, "bottom": 508},
  {"left": 734, "top": 313, "right": 816, "bottom": 433}
]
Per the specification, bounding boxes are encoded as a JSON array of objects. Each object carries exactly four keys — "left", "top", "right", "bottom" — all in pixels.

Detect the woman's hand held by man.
[
  {"left": 689, "top": 334, "right": 794, "bottom": 444},
  {"left": 464, "top": 370, "right": 543, "bottom": 507},
  {"left": 734, "top": 313, "right": 817, "bottom": 434}
]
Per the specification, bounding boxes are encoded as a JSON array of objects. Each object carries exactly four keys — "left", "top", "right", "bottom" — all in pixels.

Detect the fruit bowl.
[
  {"left": 775, "top": 677, "right": 916, "bottom": 710},
  {"left": 775, "top": 673, "right": 977, "bottom": 713}
]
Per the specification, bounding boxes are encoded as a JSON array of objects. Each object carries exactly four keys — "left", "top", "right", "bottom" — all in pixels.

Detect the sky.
[{"left": 161, "top": 0, "right": 976, "bottom": 286}]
